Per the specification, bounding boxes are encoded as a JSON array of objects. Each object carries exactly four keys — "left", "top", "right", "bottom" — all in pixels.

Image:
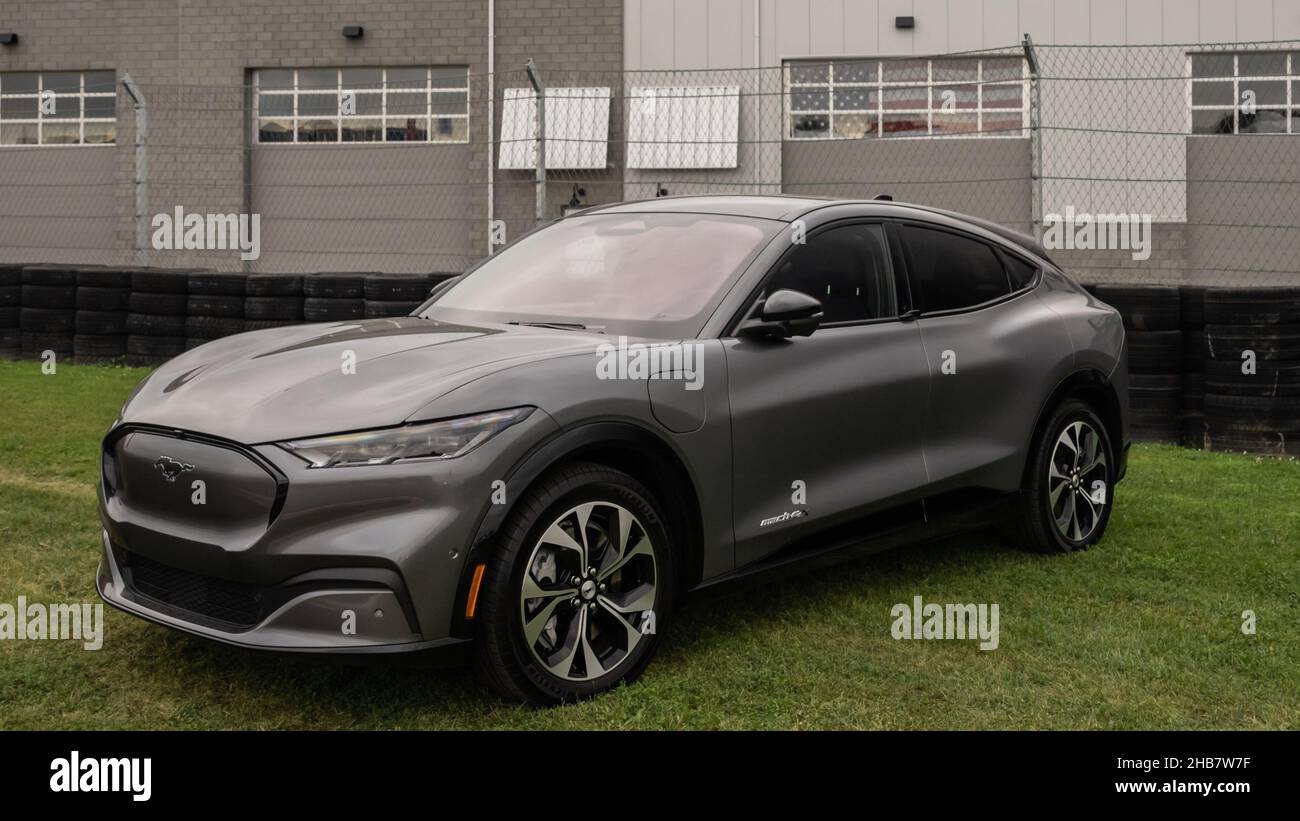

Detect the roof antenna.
[{"left": 874, "top": 194, "right": 893, "bottom": 201}]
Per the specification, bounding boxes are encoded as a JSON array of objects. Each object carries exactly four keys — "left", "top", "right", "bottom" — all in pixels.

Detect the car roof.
[{"left": 577, "top": 194, "right": 1052, "bottom": 261}]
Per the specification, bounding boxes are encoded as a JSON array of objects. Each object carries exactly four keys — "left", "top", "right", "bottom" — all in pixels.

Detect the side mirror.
[{"left": 738, "top": 288, "right": 824, "bottom": 339}]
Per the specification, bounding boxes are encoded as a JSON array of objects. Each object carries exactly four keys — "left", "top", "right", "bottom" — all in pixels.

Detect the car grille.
[{"left": 128, "top": 554, "right": 262, "bottom": 630}]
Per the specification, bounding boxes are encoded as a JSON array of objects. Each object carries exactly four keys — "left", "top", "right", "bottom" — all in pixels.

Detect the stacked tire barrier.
[
  {"left": 1201, "top": 288, "right": 1300, "bottom": 456},
  {"left": 74, "top": 267, "right": 133, "bottom": 365},
  {"left": 19, "top": 265, "right": 79, "bottom": 361},
  {"left": 127, "top": 269, "right": 192, "bottom": 367},
  {"left": 364, "top": 272, "right": 452, "bottom": 318},
  {"left": 185, "top": 271, "right": 247, "bottom": 351},
  {"left": 304, "top": 272, "right": 369, "bottom": 323},
  {"left": 0, "top": 264, "right": 20, "bottom": 359},
  {"left": 246, "top": 273, "right": 303, "bottom": 332},
  {"left": 1094, "top": 284, "right": 1183, "bottom": 444}
]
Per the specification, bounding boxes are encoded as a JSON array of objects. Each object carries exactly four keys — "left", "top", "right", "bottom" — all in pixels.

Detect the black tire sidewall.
[{"left": 1029, "top": 401, "right": 1116, "bottom": 552}]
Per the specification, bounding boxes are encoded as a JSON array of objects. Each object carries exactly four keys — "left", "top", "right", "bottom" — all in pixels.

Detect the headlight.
[{"left": 279, "top": 407, "right": 533, "bottom": 468}]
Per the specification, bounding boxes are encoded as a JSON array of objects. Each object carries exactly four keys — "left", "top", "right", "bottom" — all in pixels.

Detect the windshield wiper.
[{"left": 507, "top": 321, "right": 594, "bottom": 331}]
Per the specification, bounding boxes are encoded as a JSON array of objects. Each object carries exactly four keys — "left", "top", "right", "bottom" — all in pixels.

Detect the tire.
[
  {"left": 0, "top": 266, "right": 21, "bottom": 287},
  {"left": 187, "top": 294, "right": 245, "bottom": 318},
  {"left": 304, "top": 272, "right": 370, "bottom": 299},
  {"left": 20, "top": 307, "right": 74, "bottom": 333},
  {"left": 22, "top": 265, "right": 78, "bottom": 286},
  {"left": 1204, "top": 394, "right": 1300, "bottom": 431},
  {"left": 1204, "top": 324, "right": 1300, "bottom": 362},
  {"left": 1205, "top": 425, "right": 1300, "bottom": 456},
  {"left": 1183, "top": 330, "right": 1206, "bottom": 372},
  {"left": 21, "top": 284, "right": 77, "bottom": 309},
  {"left": 76, "top": 286, "right": 130, "bottom": 311},
  {"left": 128, "top": 291, "right": 188, "bottom": 315},
  {"left": 126, "top": 353, "right": 172, "bottom": 368},
  {"left": 474, "top": 462, "right": 673, "bottom": 705},
  {"left": 1204, "top": 358, "right": 1300, "bottom": 397},
  {"left": 1180, "top": 285, "right": 1208, "bottom": 329},
  {"left": 1126, "top": 330, "right": 1183, "bottom": 373},
  {"left": 364, "top": 299, "right": 423, "bottom": 318},
  {"left": 303, "top": 297, "right": 365, "bottom": 322},
  {"left": 245, "top": 296, "right": 303, "bottom": 321},
  {"left": 244, "top": 319, "right": 299, "bottom": 332},
  {"left": 73, "top": 334, "right": 127, "bottom": 357},
  {"left": 1010, "top": 399, "right": 1115, "bottom": 553},
  {"left": 127, "top": 335, "right": 186, "bottom": 357},
  {"left": 127, "top": 313, "right": 186, "bottom": 336},
  {"left": 188, "top": 272, "right": 247, "bottom": 296},
  {"left": 185, "top": 316, "right": 244, "bottom": 339},
  {"left": 76, "top": 266, "right": 133, "bottom": 288},
  {"left": 364, "top": 274, "right": 433, "bottom": 302},
  {"left": 1093, "top": 284, "right": 1181, "bottom": 331},
  {"left": 1204, "top": 287, "right": 1300, "bottom": 325},
  {"left": 75, "top": 310, "right": 128, "bottom": 335},
  {"left": 21, "top": 331, "right": 74, "bottom": 357},
  {"left": 131, "top": 269, "right": 191, "bottom": 294},
  {"left": 0, "top": 306, "right": 16, "bottom": 328},
  {"left": 0, "top": 285, "right": 19, "bottom": 307},
  {"left": 246, "top": 274, "right": 303, "bottom": 297}
]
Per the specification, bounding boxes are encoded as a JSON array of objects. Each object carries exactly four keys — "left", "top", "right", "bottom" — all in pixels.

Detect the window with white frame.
[
  {"left": 0, "top": 71, "right": 116, "bottom": 146},
  {"left": 254, "top": 67, "right": 469, "bottom": 144},
  {"left": 1190, "top": 51, "right": 1298, "bottom": 134},
  {"left": 785, "top": 56, "right": 1027, "bottom": 140}
]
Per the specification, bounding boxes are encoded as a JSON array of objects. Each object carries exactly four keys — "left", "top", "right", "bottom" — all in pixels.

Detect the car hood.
[{"left": 119, "top": 317, "right": 602, "bottom": 443}]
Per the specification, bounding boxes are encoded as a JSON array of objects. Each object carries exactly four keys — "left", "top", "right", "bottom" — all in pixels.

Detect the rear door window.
[{"left": 897, "top": 224, "right": 1010, "bottom": 313}]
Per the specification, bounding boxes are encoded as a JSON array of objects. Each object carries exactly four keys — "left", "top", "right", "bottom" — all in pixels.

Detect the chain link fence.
[{"left": 1, "top": 39, "right": 1298, "bottom": 285}]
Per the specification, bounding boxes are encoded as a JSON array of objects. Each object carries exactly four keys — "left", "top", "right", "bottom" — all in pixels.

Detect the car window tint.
[
  {"left": 767, "top": 223, "right": 895, "bottom": 323},
  {"left": 1002, "top": 252, "right": 1038, "bottom": 290},
  {"left": 898, "top": 224, "right": 1010, "bottom": 312}
]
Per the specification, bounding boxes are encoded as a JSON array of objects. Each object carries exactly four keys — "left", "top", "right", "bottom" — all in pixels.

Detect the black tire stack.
[
  {"left": 363, "top": 273, "right": 444, "bottom": 318},
  {"left": 186, "top": 271, "right": 247, "bottom": 350},
  {"left": 1201, "top": 287, "right": 1300, "bottom": 455},
  {"left": 245, "top": 274, "right": 303, "bottom": 332},
  {"left": 1180, "top": 285, "right": 1208, "bottom": 449},
  {"left": 19, "top": 265, "right": 78, "bottom": 361},
  {"left": 73, "top": 266, "right": 133, "bottom": 364},
  {"left": 1095, "top": 284, "right": 1183, "bottom": 443},
  {"left": 304, "top": 272, "right": 369, "bottom": 323},
  {"left": 127, "top": 269, "right": 191, "bottom": 367},
  {"left": 0, "top": 264, "right": 19, "bottom": 359}
]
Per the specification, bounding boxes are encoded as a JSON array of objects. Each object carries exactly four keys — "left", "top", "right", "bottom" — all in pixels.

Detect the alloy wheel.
[{"left": 1048, "top": 420, "right": 1108, "bottom": 542}]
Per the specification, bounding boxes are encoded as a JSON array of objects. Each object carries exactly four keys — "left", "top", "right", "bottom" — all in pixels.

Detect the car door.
[
  {"left": 723, "top": 221, "right": 932, "bottom": 569},
  {"left": 890, "top": 221, "right": 1069, "bottom": 495}
]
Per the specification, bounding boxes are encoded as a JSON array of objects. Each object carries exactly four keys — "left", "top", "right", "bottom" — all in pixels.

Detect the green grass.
[{"left": 0, "top": 358, "right": 1297, "bottom": 729}]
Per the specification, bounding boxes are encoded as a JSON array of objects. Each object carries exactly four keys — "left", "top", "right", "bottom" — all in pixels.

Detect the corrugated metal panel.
[
  {"left": 498, "top": 87, "right": 611, "bottom": 170},
  {"left": 627, "top": 85, "right": 741, "bottom": 168}
]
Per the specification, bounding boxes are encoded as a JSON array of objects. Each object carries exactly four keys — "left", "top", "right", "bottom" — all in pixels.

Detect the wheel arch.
[{"left": 1026, "top": 369, "right": 1125, "bottom": 484}]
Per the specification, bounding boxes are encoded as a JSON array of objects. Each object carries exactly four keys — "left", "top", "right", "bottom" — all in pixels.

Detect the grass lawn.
[{"left": 0, "top": 358, "right": 1297, "bottom": 729}]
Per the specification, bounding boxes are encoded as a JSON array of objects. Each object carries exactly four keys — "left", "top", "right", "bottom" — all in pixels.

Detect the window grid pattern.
[
  {"left": 0, "top": 71, "right": 117, "bottom": 146},
  {"left": 1189, "top": 52, "right": 1299, "bottom": 135},
  {"left": 785, "top": 57, "right": 1028, "bottom": 140},
  {"left": 254, "top": 67, "right": 469, "bottom": 144}
]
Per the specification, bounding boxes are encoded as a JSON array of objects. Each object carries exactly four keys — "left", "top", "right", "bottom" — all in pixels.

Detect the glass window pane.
[
  {"left": 342, "top": 118, "right": 384, "bottom": 142},
  {"left": 387, "top": 116, "right": 429, "bottom": 141},
  {"left": 882, "top": 59, "right": 927, "bottom": 83},
  {"left": 386, "top": 91, "right": 427, "bottom": 114},
  {"left": 833, "top": 61, "right": 876, "bottom": 84},
  {"left": 387, "top": 67, "right": 427, "bottom": 90},
  {"left": 1238, "top": 79, "right": 1286, "bottom": 105},
  {"left": 298, "top": 68, "right": 338, "bottom": 89},
  {"left": 1239, "top": 53, "right": 1286, "bottom": 76},
  {"left": 297, "top": 93, "right": 338, "bottom": 116},
  {"left": 258, "top": 93, "right": 293, "bottom": 116},
  {"left": 882, "top": 87, "right": 928, "bottom": 109},
  {"left": 342, "top": 91, "right": 382, "bottom": 115},
  {"left": 790, "top": 113, "right": 828, "bottom": 138},
  {"left": 981, "top": 57, "right": 1023, "bottom": 81},
  {"left": 1191, "top": 108, "right": 1234, "bottom": 134},
  {"left": 768, "top": 224, "right": 895, "bottom": 323},
  {"left": 789, "top": 63, "right": 829, "bottom": 84},
  {"left": 0, "top": 121, "right": 38, "bottom": 144},
  {"left": 298, "top": 119, "right": 339, "bottom": 141},
  {"left": 1192, "top": 54, "right": 1234, "bottom": 78},
  {"left": 1192, "top": 81, "right": 1234, "bottom": 106},
  {"left": 1239, "top": 108, "right": 1288, "bottom": 133},
  {"left": 84, "top": 71, "right": 116, "bottom": 93},
  {"left": 42, "top": 72, "right": 81, "bottom": 93},
  {"left": 933, "top": 58, "right": 978, "bottom": 82},
  {"left": 1, "top": 96, "right": 39, "bottom": 118},
  {"left": 982, "top": 83, "right": 1023, "bottom": 108},
  {"left": 831, "top": 113, "right": 876, "bottom": 139},
  {"left": 258, "top": 118, "right": 294, "bottom": 142},
  {"left": 882, "top": 113, "right": 927, "bottom": 137},
  {"left": 431, "top": 66, "right": 468, "bottom": 88},
  {"left": 832, "top": 87, "right": 875, "bottom": 111},
  {"left": 45, "top": 95, "right": 80, "bottom": 118},
  {"left": 431, "top": 91, "right": 464, "bottom": 115},
  {"left": 899, "top": 224, "right": 1010, "bottom": 311},
  {"left": 42, "top": 122, "right": 81, "bottom": 144},
  {"left": 2, "top": 72, "right": 39, "bottom": 94},
  {"left": 932, "top": 112, "right": 979, "bottom": 135},
  {"left": 258, "top": 69, "right": 294, "bottom": 91},
  {"left": 341, "top": 67, "right": 383, "bottom": 89},
  {"left": 83, "top": 96, "right": 115, "bottom": 118},
  {"left": 790, "top": 89, "right": 829, "bottom": 111},
  {"left": 430, "top": 116, "right": 468, "bottom": 142},
  {"left": 83, "top": 121, "right": 116, "bottom": 143},
  {"left": 933, "top": 84, "right": 977, "bottom": 109}
]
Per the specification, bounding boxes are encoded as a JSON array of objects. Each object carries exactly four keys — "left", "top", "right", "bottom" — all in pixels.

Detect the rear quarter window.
[{"left": 897, "top": 224, "right": 1010, "bottom": 313}]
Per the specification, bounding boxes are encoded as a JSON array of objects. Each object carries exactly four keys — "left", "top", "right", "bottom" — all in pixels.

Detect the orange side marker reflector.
[{"left": 465, "top": 563, "right": 487, "bottom": 619}]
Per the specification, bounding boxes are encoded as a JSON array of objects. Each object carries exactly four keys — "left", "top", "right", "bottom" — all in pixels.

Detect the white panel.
[
  {"left": 1198, "top": 0, "right": 1236, "bottom": 41},
  {"left": 628, "top": 86, "right": 741, "bottom": 168},
  {"left": 776, "top": 0, "right": 812, "bottom": 57},
  {"left": 498, "top": 88, "right": 611, "bottom": 170},
  {"left": 709, "top": 0, "right": 746, "bottom": 68},
  {"left": 1277, "top": 0, "right": 1300, "bottom": 38},
  {"left": 641, "top": 0, "right": 677, "bottom": 69},
  {"left": 625, "top": 0, "right": 643, "bottom": 69},
  {"left": 810, "top": 0, "right": 846, "bottom": 55},
  {"left": 843, "top": 0, "right": 880, "bottom": 54},
  {"left": 912, "top": 0, "right": 948, "bottom": 53},
  {"left": 675, "top": 0, "right": 710, "bottom": 69},
  {"left": 1236, "top": 0, "right": 1276, "bottom": 41},
  {"left": 1161, "top": 0, "right": 1199, "bottom": 43},
  {"left": 1127, "top": 0, "right": 1164, "bottom": 44},
  {"left": 981, "top": 0, "right": 1020, "bottom": 49},
  {"left": 1053, "top": 0, "right": 1090, "bottom": 43},
  {"left": 878, "top": 0, "right": 914, "bottom": 54},
  {"left": 1091, "top": 0, "right": 1126, "bottom": 44},
  {"left": 1019, "top": 0, "right": 1054, "bottom": 45}
]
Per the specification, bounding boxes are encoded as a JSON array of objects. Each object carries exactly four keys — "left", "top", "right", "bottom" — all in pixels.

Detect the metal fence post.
[
  {"left": 526, "top": 59, "right": 546, "bottom": 225},
  {"left": 121, "top": 73, "right": 148, "bottom": 267},
  {"left": 1022, "top": 34, "right": 1043, "bottom": 242}
]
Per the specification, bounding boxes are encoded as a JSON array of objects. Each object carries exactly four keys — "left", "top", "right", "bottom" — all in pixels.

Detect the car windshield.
[{"left": 422, "top": 212, "right": 781, "bottom": 338}]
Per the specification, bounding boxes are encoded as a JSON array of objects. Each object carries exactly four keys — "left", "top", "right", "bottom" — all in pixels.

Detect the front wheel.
[
  {"left": 473, "top": 462, "right": 673, "bottom": 705},
  {"left": 1012, "top": 399, "right": 1115, "bottom": 553}
]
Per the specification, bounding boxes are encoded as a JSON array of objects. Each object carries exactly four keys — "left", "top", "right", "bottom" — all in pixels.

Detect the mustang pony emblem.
[{"left": 154, "top": 456, "right": 195, "bottom": 483}]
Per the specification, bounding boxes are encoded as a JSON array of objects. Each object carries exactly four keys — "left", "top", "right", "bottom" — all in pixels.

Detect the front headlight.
[{"left": 279, "top": 407, "right": 533, "bottom": 468}]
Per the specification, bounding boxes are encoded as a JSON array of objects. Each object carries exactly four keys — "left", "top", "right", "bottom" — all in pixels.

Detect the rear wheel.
[
  {"left": 474, "top": 462, "right": 672, "bottom": 705},
  {"left": 1012, "top": 399, "right": 1115, "bottom": 553}
]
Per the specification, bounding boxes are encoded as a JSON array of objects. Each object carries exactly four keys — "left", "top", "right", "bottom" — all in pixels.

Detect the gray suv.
[{"left": 97, "top": 196, "right": 1129, "bottom": 704}]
